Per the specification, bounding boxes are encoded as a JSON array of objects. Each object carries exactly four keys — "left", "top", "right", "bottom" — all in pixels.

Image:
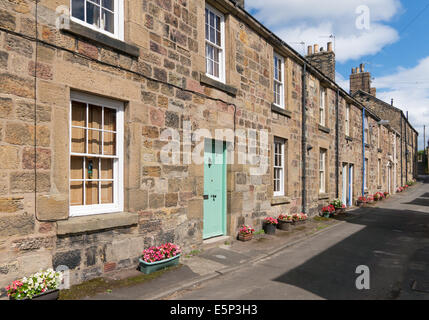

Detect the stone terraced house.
[{"left": 0, "top": 0, "right": 418, "bottom": 291}]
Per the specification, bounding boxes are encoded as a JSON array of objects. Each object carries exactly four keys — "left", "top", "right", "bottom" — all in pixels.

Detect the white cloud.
[
  {"left": 373, "top": 57, "right": 429, "bottom": 149},
  {"left": 246, "top": 0, "right": 401, "bottom": 63}
]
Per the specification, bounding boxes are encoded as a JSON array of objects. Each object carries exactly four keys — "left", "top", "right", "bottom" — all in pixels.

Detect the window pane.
[
  {"left": 71, "top": 156, "right": 83, "bottom": 179},
  {"left": 72, "top": 101, "right": 86, "bottom": 127},
  {"left": 102, "top": 0, "right": 114, "bottom": 11},
  {"left": 89, "top": 105, "right": 102, "bottom": 129},
  {"left": 88, "top": 129, "right": 102, "bottom": 154},
  {"left": 70, "top": 181, "right": 84, "bottom": 206},
  {"left": 71, "top": 127, "right": 86, "bottom": 153},
  {"left": 85, "top": 157, "right": 99, "bottom": 180},
  {"left": 86, "top": 1, "right": 100, "bottom": 28},
  {"left": 101, "top": 158, "right": 113, "bottom": 179},
  {"left": 101, "top": 182, "right": 113, "bottom": 204},
  {"left": 86, "top": 181, "right": 99, "bottom": 205},
  {"left": 104, "top": 108, "right": 117, "bottom": 131},
  {"left": 72, "top": 0, "right": 85, "bottom": 21},
  {"left": 104, "top": 132, "right": 116, "bottom": 155},
  {"left": 102, "top": 9, "right": 114, "bottom": 33}
]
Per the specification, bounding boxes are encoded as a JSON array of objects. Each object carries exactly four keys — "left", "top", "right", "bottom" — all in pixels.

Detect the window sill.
[
  {"left": 271, "top": 196, "right": 291, "bottom": 206},
  {"left": 318, "top": 125, "right": 330, "bottom": 134},
  {"left": 318, "top": 193, "right": 329, "bottom": 200},
  {"left": 199, "top": 73, "right": 237, "bottom": 96},
  {"left": 345, "top": 136, "right": 353, "bottom": 142},
  {"left": 60, "top": 20, "right": 140, "bottom": 58},
  {"left": 56, "top": 212, "right": 139, "bottom": 236},
  {"left": 271, "top": 104, "right": 292, "bottom": 118}
]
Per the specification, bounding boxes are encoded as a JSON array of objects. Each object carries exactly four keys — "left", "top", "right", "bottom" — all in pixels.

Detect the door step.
[{"left": 202, "top": 235, "right": 232, "bottom": 250}]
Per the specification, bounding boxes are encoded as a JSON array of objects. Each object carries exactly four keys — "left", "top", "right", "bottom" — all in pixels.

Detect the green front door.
[{"left": 203, "top": 139, "right": 226, "bottom": 239}]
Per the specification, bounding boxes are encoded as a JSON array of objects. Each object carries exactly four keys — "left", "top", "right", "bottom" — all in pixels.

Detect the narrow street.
[{"left": 169, "top": 178, "right": 429, "bottom": 300}]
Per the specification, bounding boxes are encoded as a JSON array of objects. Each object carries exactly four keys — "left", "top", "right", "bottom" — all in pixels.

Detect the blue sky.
[{"left": 247, "top": 0, "right": 429, "bottom": 150}]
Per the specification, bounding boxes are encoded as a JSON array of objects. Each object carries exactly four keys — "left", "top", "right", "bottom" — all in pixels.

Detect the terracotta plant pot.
[
  {"left": 277, "top": 220, "right": 292, "bottom": 231},
  {"left": 356, "top": 201, "right": 366, "bottom": 207},
  {"left": 238, "top": 233, "right": 253, "bottom": 241},
  {"left": 263, "top": 223, "right": 276, "bottom": 235}
]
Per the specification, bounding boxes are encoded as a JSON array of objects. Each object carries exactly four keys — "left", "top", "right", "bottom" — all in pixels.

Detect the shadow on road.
[{"left": 272, "top": 206, "right": 429, "bottom": 299}]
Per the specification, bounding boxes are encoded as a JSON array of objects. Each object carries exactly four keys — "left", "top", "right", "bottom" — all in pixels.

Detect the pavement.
[{"left": 87, "top": 176, "right": 429, "bottom": 300}]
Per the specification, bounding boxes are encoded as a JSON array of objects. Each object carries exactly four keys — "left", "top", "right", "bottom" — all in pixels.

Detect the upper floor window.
[
  {"left": 320, "top": 86, "right": 326, "bottom": 126},
  {"left": 205, "top": 4, "right": 225, "bottom": 83},
  {"left": 345, "top": 104, "right": 350, "bottom": 137},
  {"left": 273, "top": 53, "right": 285, "bottom": 108},
  {"left": 377, "top": 125, "right": 381, "bottom": 148},
  {"left": 70, "top": 92, "right": 124, "bottom": 217},
  {"left": 71, "top": 0, "right": 124, "bottom": 40}
]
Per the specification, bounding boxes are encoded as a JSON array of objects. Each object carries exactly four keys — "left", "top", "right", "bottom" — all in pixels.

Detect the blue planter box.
[{"left": 138, "top": 255, "right": 180, "bottom": 274}]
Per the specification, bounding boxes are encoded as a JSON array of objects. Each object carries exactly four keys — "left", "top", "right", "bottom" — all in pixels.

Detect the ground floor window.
[
  {"left": 319, "top": 149, "right": 327, "bottom": 193},
  {"left": 70, "top": 92, "right": 124, "bottom": 216},
  {"left": 273, "top": 137, "right": 285, "bottom": 196}
]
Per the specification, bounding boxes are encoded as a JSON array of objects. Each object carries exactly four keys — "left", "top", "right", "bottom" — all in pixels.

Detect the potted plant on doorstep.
[
  {"left": 5, "top": 269, "right": 63, "bottom": 300},
  {"left": 277, "top": 214, "right": 293, "bottom": 230},
  {"left": 356, "top": 196, "right": 367, "bottom": 207},
  {"left": 320, "top": 205, "right": 335, "bottom": 218},
  {"left": 367, "top": 195, "right": 375, "bottom": 204},
  {"left": 297, "top": 213, "right": 308, "bottom": 223},
  {"left": 397, "top": 187, "right": 403, "bottom": 193},
  {"left": 330, "top": 199, "right": 346, "bottom": 215},
  {"left": 374, "top": 193, "right": 381, "bottom": 201},
  {"left": 139, "top": 243, "right": 181, "bottom": 275},
  {"left": 238, "top": 225, "right": 255, "bottom": 241},
  {"left": 384, "top": 191, "right": 390, "bottom": 198},
  {"left": 263, "top": 217, "right": 278, "bottom": 235}
]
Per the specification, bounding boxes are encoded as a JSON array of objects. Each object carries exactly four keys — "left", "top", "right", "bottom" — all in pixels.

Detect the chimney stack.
[
  {"left": 306, "top": 42, "right": 336, "bottom": 81},
  {"left": 235, "top": 0, "right": 245, "bottom": 8},
  {"left": 307, "top": 45, "right": 313, "bottom": 55},
  {"left": 349, "top": 63, "right": 376, "bottom": 96}
]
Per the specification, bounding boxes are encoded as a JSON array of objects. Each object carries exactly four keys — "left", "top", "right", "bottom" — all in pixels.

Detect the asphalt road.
[{"left": 170, "top": 177, "right": 429, "bottom": 300}]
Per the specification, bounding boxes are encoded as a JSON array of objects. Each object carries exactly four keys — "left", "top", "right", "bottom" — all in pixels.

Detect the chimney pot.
[
  {"left": 351, "top": 68, "right": 355, "bottom": 74},
  {"left": 327, "top": 42, "right": 333, "bottom": 52},
  {"left": 360, "top": 63, "right": 365, "bottom": 72},
  {"left": 314, "top": 44, "right": 319, "bottom": 53},
  {"left": 307, "top": 45, "right": 313, "bottom": 55}
]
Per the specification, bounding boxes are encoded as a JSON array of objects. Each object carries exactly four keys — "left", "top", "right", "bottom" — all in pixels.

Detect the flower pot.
[
  {"left": 356, "top": 201, "right": 366, "bottom": 207},
  {"left": 263, "top": 223, "right": 276, "bottom": 235},
  {"left": 138, "top": 254, "right": 180, "bottom": 275},
  {"left": 277, "top": 220, "right": 292, "bottom": 231},
  {"left": 9, "top": 289, "right": 59, "bottom": 300},
  {"left": 335, "top": 208, "right": 346, "bottom": 215},
  {"left": 294, "top": 220, "right": 306, "bottom": 225},
  {"left": 238, "top": 233, "right": 253, "bottom": 241}
]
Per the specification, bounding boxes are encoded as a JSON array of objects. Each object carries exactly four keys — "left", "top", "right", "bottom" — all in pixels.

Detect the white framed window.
[
  {"left": 273, "top": 53, "right": 285, "bottom": 108},
  {"left": 377, "top": 125, "right": 381, "bottom": 148},
  {"left": 319, "top": 149, "right": 327, "bottom": 193},
  {"left": 364, "top": 158, "right": 368, "bottom": 190},
  {"left": 69, "top": 91, "right": 124, "bottom": 217},
  {"left": 205, "top": 4, "right": 225, "bottom": 83},
  {"left": 273, "top": 137, "right": 285, "bottom": 197},
  {"left": 378, "top": 159, "right": 381, "bottom": 186},
  {"left": 320, "top": 86, "right": 326, "bottom": 126},
  {"left": 364, "top": 116, "right": 369, "bottom": 144},
  {"left": 70, "top": 0, "right": 124, "bottom": 40},
  {"left": 345, "top": 104, "right": 350, "bottom": 136}
]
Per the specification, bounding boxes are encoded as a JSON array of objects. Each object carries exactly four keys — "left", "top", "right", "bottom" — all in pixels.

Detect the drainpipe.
[
  {"left": 400, "top": 115, "right": 403, "bottom": 186},
  {"left": 335, "top": 89, "right": 339, "bottom": 199},
  {"left": 362, "top": 108, "right": 366, "bottom": 196},
  {"left": 302, "top": 63, "right": 307, "bottom": 213}
]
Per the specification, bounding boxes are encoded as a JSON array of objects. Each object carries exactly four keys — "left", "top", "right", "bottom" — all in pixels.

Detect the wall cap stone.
[
  {"left": 199, "top": 73, "right": 237, "bottom": 96},
  {"left": 60, "top": 21, "right": 140, "bottom": 58},
  {"left": 271, "top": 104, "right": 292, "bottom": 118},
  {"left": 56, "top": 212, "right": 139, "bottom": 235}
]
